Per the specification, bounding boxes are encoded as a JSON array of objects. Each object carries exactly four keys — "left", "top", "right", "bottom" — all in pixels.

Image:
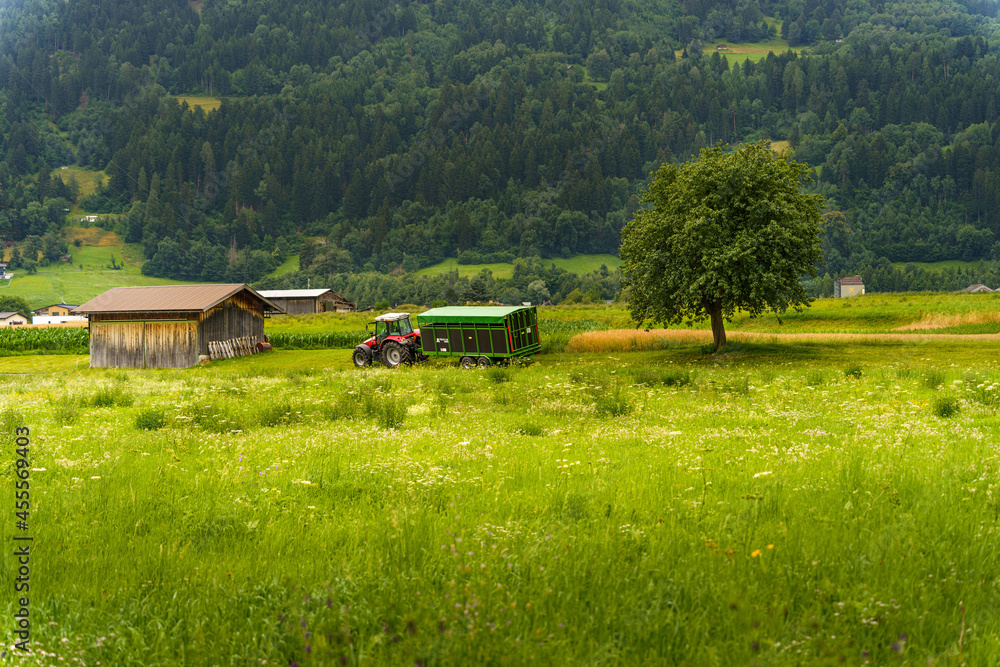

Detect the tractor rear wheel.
[
  {"left": 352, "top": 346, "right": 372, "bottom": 367},
  {"left": 460, "top": 356, "right": 475, "bottom": 369},
  {"left": 382, "top": 341, "right": 410, "bottom": 368},
  {"left": 477, "top": 356, "right": 491, "bottom": 368}
]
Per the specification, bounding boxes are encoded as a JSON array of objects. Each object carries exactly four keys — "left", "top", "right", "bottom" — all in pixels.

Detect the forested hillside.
[{"left": 2, "top": 0, "right": 1000, "bottom": 305}]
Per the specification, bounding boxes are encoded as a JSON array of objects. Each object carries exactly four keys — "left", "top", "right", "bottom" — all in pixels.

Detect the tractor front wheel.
[
  {"left": 382, "top": 341, "right": 410, "bottom": 368},
  {"left": 352, "top": 346, "right": 372, "bottom": 367}
]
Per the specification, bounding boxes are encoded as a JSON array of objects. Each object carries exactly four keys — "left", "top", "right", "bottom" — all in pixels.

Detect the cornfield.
[
  {"left": 267, "top": 331, "right": 367, "bottom": 349},
  {"left": 0, "top": 327, "right": 89, "bottom": 354}
]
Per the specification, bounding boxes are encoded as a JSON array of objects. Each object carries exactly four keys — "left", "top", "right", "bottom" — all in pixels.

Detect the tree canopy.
[
  {"left": 2, "top": 0, "right": 1000, "bottom": 297},
  {"left": 621, "top": 141, "right": 823, "bottom": 350}
]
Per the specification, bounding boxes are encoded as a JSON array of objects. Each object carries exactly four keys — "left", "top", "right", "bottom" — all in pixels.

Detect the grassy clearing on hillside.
[
  {"left": 271, "top": 254, "right": 299, "bottom": 276},
  {"left": 550, "top": 253, "right": 620, "bottom": 274},
  {"left": 675, "top": 22, "right": 798, "bottom": 65},
  {"left": 64, "top": 226, "right": 121, "bottom": 247},
  {"left": 412, "top": 255, "right": 620, "bottom": 280},
  {"left": 173, "top": 95, "right": 222, "bottom": 112},
  {"left": 55, "top": 166, "right": 105, "bottom": 200},
  {"left": 0, "top": 260, "right": 185, "bottom": 309},
  {"left": 411, "top": 260, "right": 515, "bottom": 279},
  {"left": 0, "top": 234, "right": 194, "bottom": 308},
  {"left": 577, "top": 64, "right": 608, "bottom": 91},
  {"left": 2, "top": 341, "right": 1000, "bottom": 664}
]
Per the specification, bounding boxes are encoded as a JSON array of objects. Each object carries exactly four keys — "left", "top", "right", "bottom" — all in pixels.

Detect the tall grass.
[{"left": 5, "top": 350, "right": 1000, "bottom": 665}]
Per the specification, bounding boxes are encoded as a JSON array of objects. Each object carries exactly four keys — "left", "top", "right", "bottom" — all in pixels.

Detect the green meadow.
[
  {"left": 0, "top": 244, "right": 186, "bottom": 309},
  {"left": 271, "top": 254, "right": 300, "bottom": 277},
  {"left": 55, "top": 167, "right": 105, "bottom": 202},
  {"left": 1, "top": 340, "right": 999, "bottom": 665},
  {"left": 411, "top": 254, "right": 621, "bottom": 280},
  {"left": 173, "top": 95, "right": 223, "bottom": 113},
  {"left": 265, "top": 292, "right": 1000, "bottom": 338},
  {"left": 674, "top": 22, "right": 800, "bottom": 66},
  {"left": 1, "top": 301, "right": 1000, "bottom": 664}
]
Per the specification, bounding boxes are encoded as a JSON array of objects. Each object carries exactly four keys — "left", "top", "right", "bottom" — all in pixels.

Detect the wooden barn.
[
  {"left": 73, "top": 284, "right": 281, "bottom": 368},
  {"left": 258, "top": 288, "right": 355, "bottom": 315}
]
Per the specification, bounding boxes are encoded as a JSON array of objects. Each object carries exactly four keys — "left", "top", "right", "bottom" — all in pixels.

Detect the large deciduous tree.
[{"left": 620, "top": 141, "right": 823, "bottom": 351}]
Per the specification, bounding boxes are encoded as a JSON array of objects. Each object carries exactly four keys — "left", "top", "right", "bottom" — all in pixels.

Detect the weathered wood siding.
[
  {"left": 318, "top": 294, "right": 353, "bottom": 312},
  {"left": 270, "top": 297, "right": 318, "bottom": 315},
  {"left": 144, "top": 322, "right": 198, "bottom": 367},
  {"left": 197, "top": 293, "right": 265, "bottom": 355},
  {"left": 87, "top": 291, "right": 266, "bottom": 368},
  {"left": 89, "top": 318, "right": 199, "bottom": 368}
]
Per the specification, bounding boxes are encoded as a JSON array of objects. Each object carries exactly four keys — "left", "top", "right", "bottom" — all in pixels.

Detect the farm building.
[
  {"left": 34, "top": 303, "right": 80, "bottom": 317},
  {"left": 834, "top": 275, "right": 865, "bottom": 297},
  {"left": 0, "top": 312, "right": 29, "bottom": 326},
  {"left": 73, "top": 284, "right": 281, "bottom": 368},
  {"left": 258, "top": 288, "right": 354, "bottom": 314},
  {"left": 961, "top": 284, "right": 994, "bottom": 293}
]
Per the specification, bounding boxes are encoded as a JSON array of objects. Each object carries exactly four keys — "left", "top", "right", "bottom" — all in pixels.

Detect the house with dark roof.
[
  {"left": 33, "top": 303, "right": 80, "bottom": 317},
  {"left": 834, "top": 275, "right": 865, "bottom": 298},
  {"left": 257, "top": 288, "right": 355, "bottom": 315},
  {"left": 73, "top": 284, "right": 281, "bottom": 368}
]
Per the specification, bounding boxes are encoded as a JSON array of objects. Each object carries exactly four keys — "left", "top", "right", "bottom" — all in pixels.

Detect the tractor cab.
[
  {"left": 373, "top": 313, "right": 414, "bottom": 342},
  {"left": 353, "top": 312, "right": 425, "bottom": 368}
]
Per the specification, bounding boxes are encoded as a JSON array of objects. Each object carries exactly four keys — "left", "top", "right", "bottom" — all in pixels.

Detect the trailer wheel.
[
  {"left": 460, "top": 356, "right": 475, "bottom": 369},
  {"left": 382, "top": 341, "right": 409, "bottom": 368},
  {"left": 477, "top": 356, "right": 491, "bottom": 368},
  {"left": 352, "top": 346, "right": 372, "bottom": 367}
]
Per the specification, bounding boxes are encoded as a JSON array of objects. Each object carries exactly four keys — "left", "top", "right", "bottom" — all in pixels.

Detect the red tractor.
[{"left": 352, "top": 312, "right": 427, "bottom": 368}]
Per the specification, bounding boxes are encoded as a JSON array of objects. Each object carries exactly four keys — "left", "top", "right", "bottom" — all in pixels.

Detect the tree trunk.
[{"left": 707, "top": 302, "right": 727, "bottom": 351}]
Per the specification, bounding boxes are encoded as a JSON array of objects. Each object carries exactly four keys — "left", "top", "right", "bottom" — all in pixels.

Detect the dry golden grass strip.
[
  {"left": 567, "top": 328, "right": 1000, "bottom": 353},
  {"left": 566, "top": 329, "right": 713, "bottom": 353},
  {"left": 893, "top": 311, "right": 1000, "bottom": 331},
  {"left": 64, "top": 226, "right": 122, "bottom": 247}
]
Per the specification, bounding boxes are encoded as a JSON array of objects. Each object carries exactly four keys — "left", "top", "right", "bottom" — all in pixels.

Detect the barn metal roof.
[
  {"left": 73, "top": 284, "right": 280, "bottom": 314},
  {"left": 258, "top": 289, "right": 333, "bottom": 299}
]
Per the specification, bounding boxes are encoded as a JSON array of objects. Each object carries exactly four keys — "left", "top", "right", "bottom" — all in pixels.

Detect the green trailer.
[{"left": 416, "top": 306, "right": 541, "bottom": 368}]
